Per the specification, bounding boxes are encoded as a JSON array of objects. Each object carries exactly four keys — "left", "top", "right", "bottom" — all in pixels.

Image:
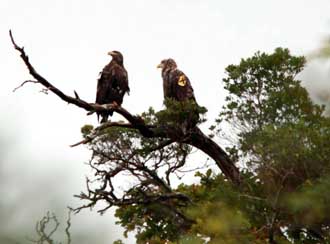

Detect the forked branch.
[{"left": 10, "top": 30, "right": 241, "bottom": 186}]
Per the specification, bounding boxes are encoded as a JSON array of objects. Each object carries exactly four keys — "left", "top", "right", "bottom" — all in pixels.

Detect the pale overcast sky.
[{"left": 1, "top": 0, "right": 330, "bottom": 243}]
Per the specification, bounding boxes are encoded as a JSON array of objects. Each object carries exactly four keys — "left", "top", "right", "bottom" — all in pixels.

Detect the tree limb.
[
  {"left": 10, "top": 30, "right": 241, "bottom": 186},
  {"left": 13, "top": 79, "right": 39, "bottom": 92},
  {"left": 185, "top": 127, "right": 241, "bottom": 185},
  {"left": 70, "top": 121, "right": 136, "bottom": 147},
  {"left": 9, "top": 30, "right": 159, "bottom": 137}
]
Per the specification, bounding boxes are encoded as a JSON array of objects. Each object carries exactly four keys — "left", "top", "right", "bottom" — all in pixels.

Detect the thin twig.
[
  {"left": 13, "top": 80, "right": 39, "bottom": 92},
  {"left": 65, "top": 209, "right": 72, "bottom": 244}
]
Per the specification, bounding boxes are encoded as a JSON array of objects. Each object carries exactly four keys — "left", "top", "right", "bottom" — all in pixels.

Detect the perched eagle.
[
  {"left": 157, "top": 58, "right": 199, "bottom": 130},
  {"left": 96, "top": 51, "right": 129, "bottom": 123},
  {"left": 157, "top": 58, "right": 196, "bottom": 102}
]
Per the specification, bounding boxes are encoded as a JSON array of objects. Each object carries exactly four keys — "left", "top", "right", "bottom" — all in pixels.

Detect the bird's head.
[
  {"left": 157, "top": 58, "right": 177, "bottom": 70},
  {"left": 108, "top": 50, "right": 124, "bottom": 65}
]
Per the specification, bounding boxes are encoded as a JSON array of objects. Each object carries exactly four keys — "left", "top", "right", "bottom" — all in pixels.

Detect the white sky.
[{"left": 1, "top": 0, "right": 330, "bottom": 243}]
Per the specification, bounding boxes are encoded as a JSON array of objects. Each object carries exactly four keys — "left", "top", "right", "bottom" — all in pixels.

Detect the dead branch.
[
  {"left": 184, "top": 127, "right": 241, "bottom": 185},
  {"left": 13, "top": 80, "right": 39, "bottom": 92},
  {"left": 73, "top": 90, "right": 80, "bottom": 99},
  {"left": 65, "top": 210, "right": 72, "bottom": 244},
  {"left": 29, "top": 212, "right": 60, "bottom": 244},
  {"left": 9, "top": 30, "right": 159, "bottom": 137},
  {"left": 73, "top": 138, "right": 192, "bottom": 218},
  {"left": 10, "top": 30, "right": 241, "bottom": 186},
  {"left": 28, "top": 210, "right": 72, "bottom": 244}
]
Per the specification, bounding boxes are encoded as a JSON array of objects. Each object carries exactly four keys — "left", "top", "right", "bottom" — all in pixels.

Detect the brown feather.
[
  {"left": 96, "top": 51, "right": 129, "bottom": 123},
  {"left": 160, "top": 59, "right": 196, "bottom": 102},
  {"left": 159, "top": 58, "right": 200, "bottom": 130}
]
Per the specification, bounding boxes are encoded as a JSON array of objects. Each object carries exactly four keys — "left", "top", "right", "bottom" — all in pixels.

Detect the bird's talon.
[{"left": 112, "top": 101, "right": 119, "bottom": 107}]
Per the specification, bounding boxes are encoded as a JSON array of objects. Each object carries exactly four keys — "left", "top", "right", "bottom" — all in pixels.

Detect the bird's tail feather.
[
  {"left": 99, "top": 110, "right": 114, "bottom": 123},
  {"left": 100, "top": 114, "right": 109, "bottom": 123}
]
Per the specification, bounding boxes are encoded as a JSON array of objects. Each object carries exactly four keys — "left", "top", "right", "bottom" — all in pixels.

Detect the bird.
[
  {"left": 157, "top": 58, "right": 199, "bottom": 131},
  {"left": 157, "top": 58, "right": 196, "bottom": 102},
  {"left": 96, "top": 51, "right": 129, "bottom": 123}
]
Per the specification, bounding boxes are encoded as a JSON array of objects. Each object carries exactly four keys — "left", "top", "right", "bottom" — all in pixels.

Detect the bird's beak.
[
  {"left": 108, "top": 51, "right": 115, "bottom": 56},
  {"left": 157, "top": 63, "right": 163, "bottom": 69}
]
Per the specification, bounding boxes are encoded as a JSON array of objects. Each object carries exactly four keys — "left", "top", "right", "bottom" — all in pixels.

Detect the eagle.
[
  {"left": 157, "top": 58, "right": 196, "bottom": 102},
  {"left": 157, "top": 58, "right": 199, "bottom": 130},
  {"left": 96, "top": 51, "right": 129, "bottom": 123}
]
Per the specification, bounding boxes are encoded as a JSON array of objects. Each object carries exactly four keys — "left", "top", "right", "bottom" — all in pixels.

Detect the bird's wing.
[
  {"left": 169, "top": 69, "right": 196, "bottom": 101},
  {"left": 112, "top": 64, "right": 130, "bottom": 95},
  {"left": 162, "top": 71, "right": 171, "bottom": 99},
  {"left": 96, "top": 64, "right": 113, "bottom": 104}
]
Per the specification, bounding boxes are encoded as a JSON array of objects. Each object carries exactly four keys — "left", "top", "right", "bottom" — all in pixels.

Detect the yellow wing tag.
[{"left": 178, "top": 75, "right": 186, "bottom": 86}]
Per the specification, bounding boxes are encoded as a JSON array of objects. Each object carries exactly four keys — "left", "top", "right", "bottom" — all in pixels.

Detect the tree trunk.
[{"left": 186, "top": 127, "right": 241, "bottom": 186}]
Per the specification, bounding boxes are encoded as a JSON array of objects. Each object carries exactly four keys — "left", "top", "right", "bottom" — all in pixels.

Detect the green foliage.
[
  {"left": 156, "top": 98, "right": 207, "bottom": 129},
  {"left": 219, "top": 48, "right": 323, "bottom": 130},
  {"left": 115, "top": 202, "right": 186, "bottom": 243},
  {"left": 81, "top": 124, "right": 94, "bottom": 137},
  {"left": 243, "top": 119, "right": 330, "bottom": 187},
  {"left": 215, "top": 47, "right": 330, "bottom": 243},
  {"left": 287, "top": 175, "right": 330, "bottom": 224},
  {"left": 83, "top": 47, "right": 330, "bottom": 243},
  {"left": 183, "top": 173, "right": 251, "bottom": 243},
  {"left": 140, "top": 107, "right": 158, "bottom": 125}
]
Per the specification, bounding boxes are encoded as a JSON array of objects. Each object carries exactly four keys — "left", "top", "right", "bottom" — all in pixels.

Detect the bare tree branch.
[
  {"left": 10, "top": 30, "right": 241, "bottom": 186},
  {"left": 29, "top": 212, "right": 59, "bottom": 244},
  {"left": 65, "top": 210, "right": 72, "bottom": 244},
  {"left": 9, "top": 30, "right": 159, "bottom": 137},
  {"left": 28, "top": 210, "right": 72, "bottom": 244},
  {"left": 13, "top": 79, "right": 39, "bottom": 92}
]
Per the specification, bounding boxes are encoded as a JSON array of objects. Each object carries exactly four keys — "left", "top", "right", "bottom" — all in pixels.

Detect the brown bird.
[
  {"left": 157, "top": 58, "right": 196, "bottom": 102},
  {"left": 96, "top": 51, "right": 129, "bottom": 123},
  {"left": 157, "top": 58, "right": 199, "bottom": 131}
]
